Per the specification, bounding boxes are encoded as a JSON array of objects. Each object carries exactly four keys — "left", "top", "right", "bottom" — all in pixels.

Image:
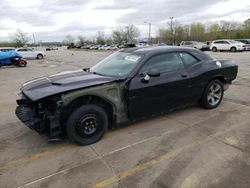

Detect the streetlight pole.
[
  {"left": 32, "top": 33, "right": 37, "bottom": 50},
  {"left": 170, "top": 17, "right": 174, "bottom": 44},
  {"left": 144, "top": 22, "right": 151, "bottom": 45}
]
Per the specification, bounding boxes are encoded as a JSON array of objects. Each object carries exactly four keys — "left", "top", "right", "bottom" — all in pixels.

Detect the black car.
[{"left": 16, "top": 46, "right": 238, "bottom": 145}]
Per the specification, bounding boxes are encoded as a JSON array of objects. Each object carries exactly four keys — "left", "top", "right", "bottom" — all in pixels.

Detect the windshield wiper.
[
  {"left": 83, "top": 68, "right": 90, "bottom": 72},
  {"left": 92, "top": 71, "right": 104, "bottom": 76}
]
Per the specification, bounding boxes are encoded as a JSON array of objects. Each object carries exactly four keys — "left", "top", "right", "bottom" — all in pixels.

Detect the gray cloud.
[
  {"left": 0, "top": 0, "right": 249, "bottom": 41},
  {"left": 102, "top": 0, "right": 230, "bottom": 24}
]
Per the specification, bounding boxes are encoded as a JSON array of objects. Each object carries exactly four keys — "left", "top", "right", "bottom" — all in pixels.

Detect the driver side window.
[{"left": 139, "top": 53, "right": 184, "bottom": 75}]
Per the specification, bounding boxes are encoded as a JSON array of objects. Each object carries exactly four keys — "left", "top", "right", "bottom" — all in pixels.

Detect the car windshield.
[{"left": 90, "top": 52, "right": 142, "bottom": 77}]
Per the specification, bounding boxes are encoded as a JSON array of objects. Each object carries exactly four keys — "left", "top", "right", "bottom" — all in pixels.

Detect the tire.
[
  {"left": 212, "top": 47, "right": 217, "bottom": 52},
  {"left": 18, "top": 60, "right": 27, "bottom": 67},
  {"left": 200, "top": 79, "right": 224, "bottom": 109},
  {"left": 230, "top": 47, "right": 236, "bottom": 52},
  {"left": 37, "top": 54, "right": 43, "bottom": 59},
  {"left": 66, "top": 104, "right": 108, "bottom": 145}
]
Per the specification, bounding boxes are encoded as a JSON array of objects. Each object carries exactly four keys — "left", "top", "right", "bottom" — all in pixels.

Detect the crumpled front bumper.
[
  {"left": 15, "top": 105, "right": 47, "bottom": 134},
  {"left": 15, "top": 103, "right": 62, "bottom": 139}
]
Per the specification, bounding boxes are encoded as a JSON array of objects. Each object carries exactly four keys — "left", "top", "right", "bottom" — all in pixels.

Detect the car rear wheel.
[
  {"left": 66, "top": 104, "right": 108, "bottom": 145},
  {"left": 230, "top": 47, "right": 236, "bottom": 52},
  {"left": 37, "top": 54, "right": 43, "bottom": 59},
  {"left": 212, "top": 47, "right": 217, "bottom": 52},
  {"left": 200, "top": 80, "right": 224, "bottom": 109}
]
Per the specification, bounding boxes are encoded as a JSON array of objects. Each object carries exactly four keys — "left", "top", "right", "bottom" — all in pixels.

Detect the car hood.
[{"left": 21, "top": 70, "right": 116, "bottom": 101}]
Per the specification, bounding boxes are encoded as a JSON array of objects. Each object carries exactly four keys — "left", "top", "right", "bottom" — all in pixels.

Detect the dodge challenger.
[{"left": 15, "top": 46, "right": 238, "bottom": 145}]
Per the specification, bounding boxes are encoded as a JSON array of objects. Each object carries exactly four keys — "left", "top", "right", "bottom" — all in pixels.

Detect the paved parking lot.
[{"left": 0, "top": 49, "right": 250, "bottom": 188}]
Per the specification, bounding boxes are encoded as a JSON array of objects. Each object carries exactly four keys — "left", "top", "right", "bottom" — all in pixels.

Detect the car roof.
[
  {"left": 0, "top": 47, "right": 15, "bottom": 49},
  {"left": 120, "top": 46, "right": 212, "bottom": 60},
  {"left": 235, "top": 39, "right": 250, "bottom": 41},
  {"left": 121, "top": 46, "right": 195, "bottom": 53}
]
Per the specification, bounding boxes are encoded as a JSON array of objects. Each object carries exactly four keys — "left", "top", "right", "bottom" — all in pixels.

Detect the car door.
[
  {"left": 214, "top": 41, "right": 222, "bottom": 50},
  {"left": 27, "top": 48, "right": 36, "bottom": 58},
  {"left": 185, "top": 41, "right": 192, "bottom": 47},
  {"left": 128, "top": 52, "right": 191, "bottom": 119},
  {"left": 222, "top": 41, "right": 230, "bottom": 50}
]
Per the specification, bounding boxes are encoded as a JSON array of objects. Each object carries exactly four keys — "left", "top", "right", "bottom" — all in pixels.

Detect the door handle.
[{"left": 181, "top": 74, "right": 188, "bottom": 78}]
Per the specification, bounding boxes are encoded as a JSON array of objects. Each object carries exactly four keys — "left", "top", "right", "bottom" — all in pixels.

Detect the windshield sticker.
[{"left": 125, "top": 55, "right": 141, "bottom": 62}]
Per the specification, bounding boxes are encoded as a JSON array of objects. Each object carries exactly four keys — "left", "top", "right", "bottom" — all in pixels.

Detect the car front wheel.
[
  {"left": 66, "top": 104, "right": 108, "bottom": 145},
  {"left": 200, "top": 80, "right": 224, "bottom": 109},
  {"left": 18, "top": 60, "right": 27, "bottom": 67},
  {"left": 230, "top": 47, "right": 236, "bottom": 52}
]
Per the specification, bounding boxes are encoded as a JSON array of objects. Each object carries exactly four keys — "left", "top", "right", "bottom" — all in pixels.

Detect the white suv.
[
  {"left": 180, "top": 41, "right": 209, "bottom": 51},
  {"left": 16, "top": 48, "right": 45, "bottom": 59},
  {"left": 210, "top": 40, "right": 245, "bottom": 52}
]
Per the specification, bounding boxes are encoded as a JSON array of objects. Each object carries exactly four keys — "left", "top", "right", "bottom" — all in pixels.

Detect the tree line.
[
  {"left": 62, "top": 24, "right": 140, "bottom": 46},
  {"left": 157, "top": 18, "right": 250, "bottom": 44}
]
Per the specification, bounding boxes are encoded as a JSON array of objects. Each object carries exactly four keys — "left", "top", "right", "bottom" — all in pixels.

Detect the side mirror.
[{"left": 148, "top": 69, "right": 160, "bottom": 77}]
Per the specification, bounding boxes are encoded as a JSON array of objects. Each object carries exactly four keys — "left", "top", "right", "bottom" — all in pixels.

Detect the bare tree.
[
  {"left": 62, "top": 35, "right": 75, "bottom": 46},
  {"left": 112, "top": 29, "right": 124, "bottom": 45},
  {"left": 78, "top": 36, "right": 86, "bottom": 46},
  {"left": 123, "top": 24, "right": 140, "bottom": 43},
  {"left": 10, "top": 29, "right": 29, "bottom": 47},
  {"left": 96, "top": 31, "right": 105, "bottom": 45}
]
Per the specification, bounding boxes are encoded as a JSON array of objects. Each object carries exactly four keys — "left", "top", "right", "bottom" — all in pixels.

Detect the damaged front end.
[{"left": 15, "top": 93, "right": 63, "bottom": 140}]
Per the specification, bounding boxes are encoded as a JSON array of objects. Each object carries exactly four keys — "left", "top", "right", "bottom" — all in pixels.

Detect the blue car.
[{"left": 0, "top": 51, "right": 27, "bottom": 68}]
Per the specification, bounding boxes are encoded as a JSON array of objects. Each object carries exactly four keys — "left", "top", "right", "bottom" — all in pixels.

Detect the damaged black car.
[{"left": 16, "top": 46, "right": 238, "bottom": 145}]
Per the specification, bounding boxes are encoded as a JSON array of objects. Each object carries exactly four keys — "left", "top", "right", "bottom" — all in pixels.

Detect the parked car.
[
  {"left": 157, "top": 43, "right": 168, "bottom": 46},
  {"left": 234, "top": 39, "right": 250, "bottom": 51},
  {"left": 210, "top": 40, "right": 246, "bottom": 52},
  {"left": 107, "top": 45, "right": 118, "bottom": 50},
  {"left": 0, "top": 47, "right": 15, "bottom": 52},
  {"left": 46, "top": 47, "right": 58, "bottom": 51},
  {"left": 90, "top": 45, "right": 101, "bottom": 50},
  {"left": 180, "top": 41, "right": 209, "bottom": 51},
  {"left": 15, "top": 46, "right": 238, "bottom": 145},
  {"left": 98, "top": 45, "right": 110, "bottom": 50},
  {"left": 16, "top": 48, "right": 45, "bottom": 59},
  {"left": 81, "top": 45, "right": 92, "bottom": 49},
  {"left": 0, "top": 51, "right": 27, "bottom": 68}
]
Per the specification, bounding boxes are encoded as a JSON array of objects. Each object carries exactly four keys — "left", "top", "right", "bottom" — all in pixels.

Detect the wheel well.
[
  {"left": 230, "top": 46, "right": 236, "bottom": 50},
  {"left": 61, "top": 95, "right": 115, "bottom": 128},
  {"left": 200, "top": 76, "right": 226, "bottom": 102},
  {"left": 37, "top": 53, "right": 43, "bottom": 57},
  {"left": 210, "top": 76, "right": 227, "bottom": 84}
]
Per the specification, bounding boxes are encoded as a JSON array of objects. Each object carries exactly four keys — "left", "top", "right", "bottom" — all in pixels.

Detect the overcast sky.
[{"left": 0, "top": 0, "right": 249, "bottom": 42}]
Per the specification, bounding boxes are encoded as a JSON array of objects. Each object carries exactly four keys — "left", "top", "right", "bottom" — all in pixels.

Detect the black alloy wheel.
[{"left": 201, "top": 79, "right": 224, "bottom": 109}]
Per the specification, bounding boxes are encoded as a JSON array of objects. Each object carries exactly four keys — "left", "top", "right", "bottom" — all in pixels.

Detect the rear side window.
[
  {"left": 140, "top": 53, "right": 185, "bottom": 74},
  {"left": 214, "top": 41, "right": 223, "bottom": 44},
  {"left": 180, "top": 53, "right": 199, "bottom": 67},
  {"left": 17, "top": 49, "right": 27, "bottom": 52}
]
